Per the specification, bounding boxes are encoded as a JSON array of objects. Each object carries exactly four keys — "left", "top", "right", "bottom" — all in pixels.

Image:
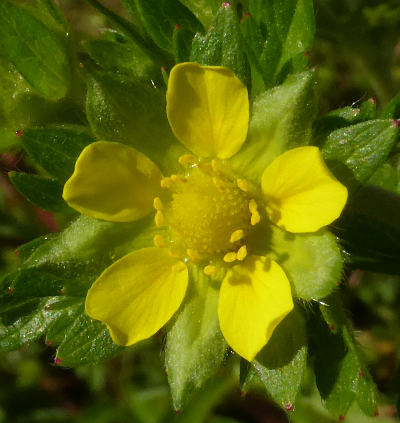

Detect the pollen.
[{"left": 168, "top": 166, "right": 252, "bottom": 257}]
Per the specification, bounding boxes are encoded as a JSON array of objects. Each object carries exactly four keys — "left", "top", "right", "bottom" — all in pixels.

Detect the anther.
[
  {"left": 236, "top": 178, "right": 249, "bottom": 192},
  {"left": 230, "top": 229, "right": 244, "bottom": 243},
  {"left": 153, "top": 197, "right": 163, "bottom": 211},
  {"left": 249, "top": 199, "right": 258, "bottom": 214},
  {"left": 155, "top": 210, "right": 165, "bottom": 226},
  {"left": 178, "top": 154, "right": 197, "bottom": 166},
  {"left": 224, "top": 251, "right": 237, "bottom": 263},
  {"left": 237, "top": 245, "right": 247, "bottom": 261},
  {"left": 204, "top": 265, "right": 218, "bottom": 275},
  {"left": 153, "top": 234, "right": 165, "bottom": 248},
  {"left": 187, "top": 248, "right": 201, "bottom": 263},
  {"left": 160, "top": 177, "right": 172, "bottom": 188},
  {"left": 251, "top": 211, "right": 260, "bottom": 226}
]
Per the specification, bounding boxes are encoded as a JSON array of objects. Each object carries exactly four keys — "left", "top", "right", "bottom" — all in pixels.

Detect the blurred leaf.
[
  {"left": 322, "top": 119, "right": 399, "bottom": 191},
  {"left": 9, "top": 172, "right": 71, "bottom": 213},
  {"left": 334, "top": 186, "right": 400, "bottom": 275},
  {"left": 179, "top": 0, "right": 220, "bottom": 27},
  {"left": 134, "top": 0, "right": 202, "bottom": 53},
  {"left": 166, "top": 266, "right": 227, "bottom": 409},
  {"left": 86, "top": 71, "right": 185, "bottom": 173},
  {"left": 241, "top": 0, "right": 315, "bottom": 90},
  {"left": 242, "top": 307, "right": 307, "bottom": 411},
  {"left": 20, "top": 127, "right": 95, "bottom": 183},
  {"left": 191, "top": 3, "right": 249, "bottom": 85},
  {"left": 230, "top": 70, "right": 316, "bottom": 184},
  {"left": 0, "top": 0, "right": 70, "bottom": 100}
]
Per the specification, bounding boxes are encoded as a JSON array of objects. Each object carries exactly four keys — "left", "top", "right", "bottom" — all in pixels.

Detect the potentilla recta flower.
[{"left": 63, "top": 63, "right": 348, "bottom": 361}]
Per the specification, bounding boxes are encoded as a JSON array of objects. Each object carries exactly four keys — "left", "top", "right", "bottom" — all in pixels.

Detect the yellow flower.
[{"left": 63, "top": 63, "right": 348, "bottom": 361}]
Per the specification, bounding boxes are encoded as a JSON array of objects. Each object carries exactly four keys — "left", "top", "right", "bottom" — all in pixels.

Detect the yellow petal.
[
  {"left": 85, "top": 248, "right": 188, "bottom": 346},
  {"left": 261, "top": 146, "right": 348, "bottom": 233},
  {"left": 167, "top": 62, "right": 249, "bottom": 159},
  {"left": 63, "top": 141, "right": 162, "bottom": 222},
  {"left": 218, "top": 256, "right": 293, "bottom": 361}
]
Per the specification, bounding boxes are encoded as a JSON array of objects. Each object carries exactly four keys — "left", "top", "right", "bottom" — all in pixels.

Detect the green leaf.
[
  {"left": 0, "top": 0, "right": 70, "bottom": 100},
  {"left": 241, "top": 0, "right": 315, "bottom": 89},
  {"left": 265, "top": 226, "right": 343, "bottom": 301},
  {"left": 166, "top": 265, "right": 227, "bottom": 410},
  {"left": 241, "top": 307, "right": 307, "bottom": 412},
  {"left": 9, "top": 172, "right": 71, "bottom": 213},
  {"left": 322, "top": 120, "right": 399, "bottom": 191},
  {"left": 230, "top": 70, "right": 316, "bottom": 184},
  {"left": 86, "top": 71, "right": 186, "bottom": 174},
  {"left": 0, "top": 297, "right": 67, "bottom": 353},
  {"left": 134, "top": 0, "right": 203, "bottom": 53},
  {"left": 83, "top": 33, "right": 158, "bottom": 80},
  {"left": 20, "top": 127, "right": 95, "bottom": 183},
  {"left": 313, "top": 295, "right": 378, "bottom": 418},
  {"left": 54, "top": 303, "right": 122, "bottom": 367},
  {"left": 381, "top": 91, "right": 400, "bottom": 119},
  {"left": 191, "top": 3, "right": 249, "bottom": 85}
]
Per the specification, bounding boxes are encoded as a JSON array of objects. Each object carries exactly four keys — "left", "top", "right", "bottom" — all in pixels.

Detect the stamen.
[
  {"left": 249, "top": 199, "right": 258, "bottom": 214},
  {"left": 251, "top": 211, "right": 260, "bottom": 226},
  {"left": 155, "top": 210, "right": 165, "bottom": 226},
  {"left": 224, "top": 251, "right": 237, "bottom": 263},
  {"left": 187, "top": 248, "right": 201, "bottom": 263},
  {"left": 153, "top": 197, "right": 163, "bottom": 211},
  {"left": 236, "top": 178, "right": 249, "bottom": 192},
  {"left": 160, "top": 177, "right": 172, "bottom": 188},
  {"left": 153, "top": 234, "right": 165, "bottom": 248},
  {"left": 237, "top": 245, "right": 247, "bottom": 261},
  {"left": 230, "top": 229, "right": 244, "bottom": 243},
  {"left": 178, "top": 154, "right": 197, "bottom": 166},
  {"left": 204, "top": 265, "right": 218, "bottom": 275}
]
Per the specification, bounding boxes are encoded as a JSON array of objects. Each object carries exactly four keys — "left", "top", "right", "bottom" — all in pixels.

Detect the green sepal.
[
  {"left": 20, "top": 127, "right": 95, "bottom": 184},
  {"left": 165, "top": 265, "right": 227, "bottom": 410},
  {"left": 381, "top": 91, "right": 400, "bottom": 119},
  {"left": 266, "top": 226, "right": 343, "bottom": 301},
  {"left": 134, "top": 0, "right": 203, "bottom": 53},
  {"left": 8, "top": 172, "right": 71, "bottom": 213},
  {"left": 172, "top": 25, "right": 193, "bottom": 63},
  {"left": 86, "top": 71, "right": 186, "bottom": 174},
  {"left": 191, "top": 3, "right": 249, "bottom": 86},
  {"left": 230, "top": 70, "right": 316, "bottom": 184},
  {"left": 322, "top": 119, "right": 399, "bottom": 192},
  {"left": 178, "top": 0, "right": 220, "bottom": 28},
  {"left": 241, "top": 306, "right": 307, "bottom": 412},
  {"left": 241, "top": 0, "right": 315, "bottom": 90},
  {"left": 312, "top": 294, "right": 378, "bottom": 418},
  {"left": 83, "top": 34, "right": 159, "bottom": 81},
  {"left": 0, "top": 0, "right": 71, "bottom": 100}
]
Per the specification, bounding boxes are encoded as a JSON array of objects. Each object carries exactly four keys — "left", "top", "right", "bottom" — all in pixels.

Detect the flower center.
[{"left": 152, "top": 155, "right": 262, "bottom": 274}]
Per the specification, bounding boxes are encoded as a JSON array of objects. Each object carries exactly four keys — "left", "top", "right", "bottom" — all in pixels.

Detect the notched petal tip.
[
  {"left": 218, "top": 256, "right": 293, "bottom": 361},
  {"left": 63, "top": 141, "right": 162, "bottom": 222},
  {"left": 167, "top": 62, "right": 249, "bottom": 159}
]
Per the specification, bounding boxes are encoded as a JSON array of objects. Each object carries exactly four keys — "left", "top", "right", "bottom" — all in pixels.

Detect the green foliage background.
[{"left": 0, "top": 0, "right": 399, "bottom": 422}]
